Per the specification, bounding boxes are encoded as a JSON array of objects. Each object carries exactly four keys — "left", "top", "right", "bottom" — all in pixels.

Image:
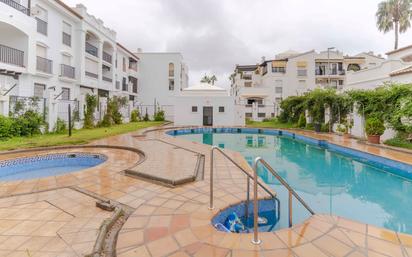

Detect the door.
[{"left": 203, "top": 106, "right": 213, "bottom": 126}]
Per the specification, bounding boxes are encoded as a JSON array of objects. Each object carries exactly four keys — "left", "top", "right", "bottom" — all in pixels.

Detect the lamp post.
[{"left": 327, "top": 47, "right": 335, "bottom": 88}]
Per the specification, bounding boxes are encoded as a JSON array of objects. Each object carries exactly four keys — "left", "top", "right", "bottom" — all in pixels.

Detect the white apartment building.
[
  {"left": 231, "top": 49, "right": 384, "bottom": 121},
  {"left": 134, "top": 52, "right": 189, "bottom": 121},
  {"left": 346, "top": 45, "right": 412, "bottom": 90},
  {"left": 0, "top": 0, "right": 139, "bottom": 128}
]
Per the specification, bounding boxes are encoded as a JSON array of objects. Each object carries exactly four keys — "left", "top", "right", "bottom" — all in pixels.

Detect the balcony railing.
[
  {"left": 85, "top": 71, "right": 98, "bottom": 79},
  {"left": 103, "top": 76, "right": 112, "bottom": 83},
  {"left": 0, "top": 44, "right": 24, "bottom": 67},
  {"left": 36, "top": 18, "right": 48, "bottom": 36},
  {"left": 36, "top": 56, "right": 52, "bottom": 74},
  {"left": 129, "top": 63, "right": 138, "bottom": 72},
  {"left": 85, "top": 42, "right": 98, "bottom": 57},
  {"left": 315, "top": 69, "right": 345, "bottom": 76},
  {"left": 62, "top": 32, "right": 71, "bottom": 47},
  {"left": 60, "top": 64, "right": 75, "bottom": 79},
  {"left": 103, "top": 51, "right": 112, "bottom": 64},
  {"left": 0, "top": 0, "right": 30, "bottom": 15}
]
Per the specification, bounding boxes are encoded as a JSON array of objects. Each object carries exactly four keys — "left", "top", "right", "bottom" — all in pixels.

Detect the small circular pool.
[{"left": 0, "top": 153, "right": 107, "bottom": 181}]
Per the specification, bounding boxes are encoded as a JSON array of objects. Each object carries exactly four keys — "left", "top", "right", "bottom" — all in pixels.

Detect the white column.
[
  {"left": 352, "top": 103, "right": 365, "bottom": 139},
  {"left": 98, "top": 40, "right": 104, "bottom": 83},
  {"left": 0, "top": 94, "right": 10, "bottom": 117},
  {"left": 324, "top": 106, "right": 331, "bottom": 124},
  {"left": 46, "top": 89, "right": 58, "bottom": 132}
]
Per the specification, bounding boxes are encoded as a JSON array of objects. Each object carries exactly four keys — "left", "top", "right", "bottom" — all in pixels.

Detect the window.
[
  {"left": 169, "top": 63, "right": 175, "bottom": 77},
  {"left": 123, "top": 58, "right": 126, "bottom": 72},
  {"left": 169, "top": 79, "right": 175, "bottom": 90},
  {"left": 298, "top": 80, "right": 306, "bottom": 90},
  {"left": 36, "top": 44, "right": 47, "bottom": 58},
  {"left": 36, "top": 6, "right": 48, "bottom": 35},
  {"left": 34, "top": 83, "right": 45, "bottom": 98},
  {"left": 297, "top": 69, "right": 307, "bottom": 76},
  {"left": 245, "top": 113, "right": 252, "bottom": 118},
  {"left": 62, "top": 22, "right": 71, "bottom": 46},
  {"left": 258, "top": 113, "right": 266, "bottom": 118},
  {"left": 61, "top": 87, "right": 70, "bottom": 100},
  {"left": 192, "top": 106, "right": 198, "bottom": 112},
  {"left": 272, "top": 67, "right": 286, "bottom": 73},
  {"left": 275, "top": 97, "right": 282, "bottom": 102},
  {"left": 129, "top": 95, "right": 135, "bottom": 101},
  {"left": 339, "top": 80, "right": 344, "bottom": 85},
  {"left": 275, "top": 87, "right": 283, "bottom": 94},
  {"left": 219, "top": 106, "right": 225, "bottom": 113},
  {"left": 244, "top": 81, "right": 252, "bottom": 87},
  {"left": 247, "top": 99, "right": 263, "bottom": 105},
  {"left": 122, "top": 77, "right": 128, "bottom": 91}
]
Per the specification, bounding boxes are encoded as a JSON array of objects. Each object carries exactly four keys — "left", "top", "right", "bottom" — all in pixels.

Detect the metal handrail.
[
  {"left": 251, "top": 157, "right": 315, "bottom": 244},
  {"left": 209, "top": 146, "right": 275, "bottom": 210}
]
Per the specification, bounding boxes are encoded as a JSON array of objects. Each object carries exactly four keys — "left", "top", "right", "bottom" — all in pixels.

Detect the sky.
[{"left": 64, "top": 0, "right": 412, "bottom": 87}]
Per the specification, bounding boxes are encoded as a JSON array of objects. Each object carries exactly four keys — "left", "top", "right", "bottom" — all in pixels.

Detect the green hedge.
[{"left": 0, "top": 110, "right": 44, "bottom": 139}]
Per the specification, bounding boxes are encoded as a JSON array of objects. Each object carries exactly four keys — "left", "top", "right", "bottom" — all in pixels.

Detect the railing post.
[
  {"left": 288, "top": 191, "right": 292, "bottom": 228},
  {"left": 245, "top": 177, "right": 250, "bottom": 218},
  {"left": 252, "top": 157, "right": 262, "bottom": 245},
  {"left": 209, "top": 146, "right": 216, "bottom": 210}
]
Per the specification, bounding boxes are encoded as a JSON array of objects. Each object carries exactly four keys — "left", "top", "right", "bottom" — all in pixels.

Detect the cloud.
[{"left": 64, "top": 0, "right": 412, "bottom": 87}]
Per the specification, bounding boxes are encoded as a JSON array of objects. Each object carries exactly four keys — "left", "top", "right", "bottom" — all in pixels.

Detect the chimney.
[
  {"left": 137, "top": 48, "right": 142, "bottom": 53},
  {"left": 261, "top": 56, "right": 266, "bottom": 63}
]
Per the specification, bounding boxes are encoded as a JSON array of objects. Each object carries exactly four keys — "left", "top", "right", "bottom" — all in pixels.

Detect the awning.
[
  {"left": 297, "top": 61, "right": 307, "bottom": 68},
  {"left": 272, "top": 61, "right": 287, "bottom": 68}
]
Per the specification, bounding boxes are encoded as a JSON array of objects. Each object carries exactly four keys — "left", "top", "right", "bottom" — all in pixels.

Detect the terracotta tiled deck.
[{"left": 0, "top": 126, "right": 411, "bottom": 257}]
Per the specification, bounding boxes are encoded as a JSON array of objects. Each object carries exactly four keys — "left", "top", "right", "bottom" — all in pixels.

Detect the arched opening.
[
  {"left": 0, "top": 21, "right": 29, "bottom": 68},
  {"left": 168, "top": 63, "right": 175, "bottom": 77},
  {"left": 347, "top": 63, "right": 361, "bottom": 72},
  {"left": 85, "top": 31, "right": 99, "bottom": 57}
]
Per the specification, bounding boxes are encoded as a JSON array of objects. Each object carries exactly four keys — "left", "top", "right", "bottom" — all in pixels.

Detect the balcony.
[
  {"left": 102, "top": 51, "right": 112, "bottom": 64},
  {"left": 36, "top": 56, "right": 52, "bottom": 74},
  {"left": 60, "top": 64, "right": 75, "bottom": 79},
  {"left": 62, "top": 32, "right": 71, "bottom": 47},
  {"left": 85, "top": 42, "right": 98, "bottom": 57},
  {"left": 0, "top": 44, "right": 24, "bottom": 67},
  {"left": 85, "top": 71, "right": 98, "bottom": 79},
  {"left": 103, "top": 76, "right": 112, "bottom": 83},
  {"left": 0, "top": 0, "right": 30, "bottom": 15},
  {"left": 129, "top": 62, "right": 138, "bottom": 72},
  {"left": 36, "top": 18, "right": 48, "bottom": 36},
  {"left": 315, "top": 69, "right": 345, "bottom": 76}
]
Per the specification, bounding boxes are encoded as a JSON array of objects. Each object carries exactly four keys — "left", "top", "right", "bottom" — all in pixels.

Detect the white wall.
[{"left": 174, "top": 95, "right": 244, "bottom": 126}]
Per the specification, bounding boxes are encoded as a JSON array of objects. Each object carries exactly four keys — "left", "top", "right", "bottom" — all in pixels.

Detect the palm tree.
[
  {"left": 376, "top": 0, "right": 412, "bottom": 50},
  {"left": 209, "top": 75, "right": 217, "bottom": 85},
  {"left": 200, "top": 75, "right": 210, "bottom": 84}
]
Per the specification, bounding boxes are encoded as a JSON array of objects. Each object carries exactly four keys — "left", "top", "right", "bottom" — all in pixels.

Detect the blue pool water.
[
  {"left": 0, "top": 153, "right": 107, "bottom": 181},
  {"left": 173, "top": 129, "right": 412, "bottom": 234}
]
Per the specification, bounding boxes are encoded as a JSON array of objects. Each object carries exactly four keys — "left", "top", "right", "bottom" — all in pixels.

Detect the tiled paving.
[{"left": 0, "top": 126, "right": 411, "bottom": 256}]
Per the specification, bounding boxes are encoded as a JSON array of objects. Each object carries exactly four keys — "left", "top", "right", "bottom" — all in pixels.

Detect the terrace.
[{"left": 0, "top": 123, "right": 411, "bottom": 257}]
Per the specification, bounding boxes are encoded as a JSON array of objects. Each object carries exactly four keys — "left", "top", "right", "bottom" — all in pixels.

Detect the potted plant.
[
  {"left": 365, "top": 117, "right": 385, "bottom": 144},
  {"left": 336, "top": 124, "right": 346, "bottom": 136},
  {"left": 343, "top": 119, "right": 353, "bottom": 139}
]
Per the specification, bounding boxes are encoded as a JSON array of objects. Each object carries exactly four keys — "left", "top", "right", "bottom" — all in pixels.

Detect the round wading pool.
[{"left": 0, "top": 153, "right": 107, "bottom": 181}]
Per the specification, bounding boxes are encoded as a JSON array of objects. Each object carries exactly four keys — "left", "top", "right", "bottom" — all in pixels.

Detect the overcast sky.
[{"left": 65, "top": 0, "right": 412, "bottom": 87}]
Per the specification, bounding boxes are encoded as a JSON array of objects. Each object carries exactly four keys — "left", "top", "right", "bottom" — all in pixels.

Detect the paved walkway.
[{"left": 0, "top": 126, "right": 411, "bottom": 256}]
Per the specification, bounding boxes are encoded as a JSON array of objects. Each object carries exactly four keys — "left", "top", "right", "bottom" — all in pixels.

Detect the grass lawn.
[
  {"left": 0, "top": 121, "right": 164, "bottom": 151},
  {"left": 246, "top": 120, "right": 297, "bottom": 129},
  {"left": 384, "top": 136, "right": 412, "bottom": 150}
]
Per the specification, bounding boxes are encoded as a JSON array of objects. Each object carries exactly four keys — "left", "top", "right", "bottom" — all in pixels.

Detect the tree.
[
  {"left": 376, "top": 0, "right": 412, "bottom": 50},
  {"left": 210, "top": 75, "right": 217, "bottom": 85},
  {"left": 200, "top": 75, "right": 211, "bottom": 84}
]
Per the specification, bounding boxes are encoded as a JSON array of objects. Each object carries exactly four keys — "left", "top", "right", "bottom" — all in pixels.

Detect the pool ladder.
[{"left": 209, "top": 146, "right": 315, "bottom": 245}]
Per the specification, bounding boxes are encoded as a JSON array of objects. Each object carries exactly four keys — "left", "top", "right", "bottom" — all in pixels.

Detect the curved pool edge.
[{"left": 165, "top": 126, "right": 412, "bottom": 181}]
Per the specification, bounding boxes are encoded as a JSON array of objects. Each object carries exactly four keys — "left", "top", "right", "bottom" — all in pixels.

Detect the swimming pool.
[
  {"left": 0, "top": 153, "right": 107, "bottom": 181},
  {"left": 171, "top": 128, "right": 412, "bottom": 234}
]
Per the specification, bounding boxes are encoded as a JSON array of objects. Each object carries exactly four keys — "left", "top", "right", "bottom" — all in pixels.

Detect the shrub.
[
  {"left": 131, "top": 109, "right": 140, "bottom": 122},
  {"left": 0, "top": 115, "right": 16, "bottom": 139},
  {"left": 54, "top": 118, "right": 67, "bottom": 134},
  {"left": 297, "top": 113, "right": 306, "bottom": 128},
  {"left": 365, "top": 117, "right": 385, "bottom": 136},
  {"left": 321, "top": 122, "right": 330, "bottom": 132},
  {"left": 305, "top": 123, "right": 314, "bottom": 130},
  {"left": 154, "top": 109, "right": 165, "bottom": 121},
  {"left": 14, "top": 110, "right": 43, "bottom": 136},
  {"left": 143, "top": 112, "right": 150, "bottom": 121}
]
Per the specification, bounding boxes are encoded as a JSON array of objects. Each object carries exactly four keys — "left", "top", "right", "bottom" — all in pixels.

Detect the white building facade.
[
  {"left": 231, "top": 49, "right": 384, "bottom": 121},
  {"left": 0, "top": 0, "right": 139, "bottom": 128},
  {"left": 134, "top": 52, "right": 189, "bottom": 121},
  {"left": 174, "top": 83, "right": 244, "bottom": 127}
]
